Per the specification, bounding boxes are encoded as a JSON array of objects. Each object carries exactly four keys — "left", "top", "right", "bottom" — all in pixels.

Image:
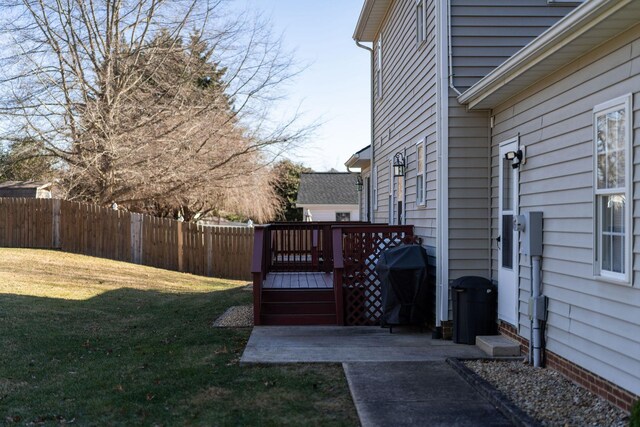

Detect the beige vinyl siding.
[
  {"left": 450, "top": 0, "right": 576, "bottom": 91},
  {"left": 447, "top": 0, "right": 575, "bottom": 282},
  {"left": 490, "top": 24, "right": 640, "bottom": 396},
  {"left": 371, "top": 0, "right": 437, "bottom": 246},
  {"left": 447, "top": 98, "right": 491, "bottom": 280}
]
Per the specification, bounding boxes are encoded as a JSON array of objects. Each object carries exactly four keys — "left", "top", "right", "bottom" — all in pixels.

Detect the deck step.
[
  {"left": 261, "top": 301, "right": 336, "bottom": 315},
  {"left": 261, "top": 289, "right": 334, "bottom": 303},
  {"left": 260, "top": 314, "right": 337, "bottom": 326},
  {"left": 476, "top": 335, "right": 521, "bottom": 357}
]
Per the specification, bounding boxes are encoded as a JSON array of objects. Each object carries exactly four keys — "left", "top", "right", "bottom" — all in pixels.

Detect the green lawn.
[{"left": 0, "top": 249, "right": 358, "bottom": 426}]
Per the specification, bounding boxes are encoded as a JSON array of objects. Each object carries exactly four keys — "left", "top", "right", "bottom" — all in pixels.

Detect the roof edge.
[
  {"left": 353, "top": 0, "right": 375, "bottom": 41},
  {"left": 353, "top": 0, "right": 391, "bottom": 42},
  {"left": 458, "top": 0, "right": 632, "bottom": 109}
]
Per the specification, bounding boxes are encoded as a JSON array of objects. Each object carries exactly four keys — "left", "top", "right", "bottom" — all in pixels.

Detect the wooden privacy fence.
[{"left": 0, "top": 198, "right": 254, "bottom": 280}]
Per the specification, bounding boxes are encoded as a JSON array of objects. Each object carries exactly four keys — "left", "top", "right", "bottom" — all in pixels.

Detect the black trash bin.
[
  {"left": 451, "top": 276, "right": 496, "bottom": 344},
  {"left": 375, "top": 244, "right": 432, "bottom": 328}
]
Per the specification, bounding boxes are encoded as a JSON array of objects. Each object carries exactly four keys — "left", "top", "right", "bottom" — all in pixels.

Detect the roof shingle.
[{"left": 296, "top": 173, "right": 358, "bottom": 205}]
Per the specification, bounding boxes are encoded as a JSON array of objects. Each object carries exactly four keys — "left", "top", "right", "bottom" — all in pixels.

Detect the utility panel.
[{"left": 514, "top": 211, "right": 543, "bottom": 256}]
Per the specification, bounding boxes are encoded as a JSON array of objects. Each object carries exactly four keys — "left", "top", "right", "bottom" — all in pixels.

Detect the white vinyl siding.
[
  {"left": 593, "top": 95, "right": 632, "bottom": 282},
  {"left": 489, "top": 25, "right": 640, "bottom": 396},
  {"left": 370, "top": 0, "right": 437, "bottom": 247}
]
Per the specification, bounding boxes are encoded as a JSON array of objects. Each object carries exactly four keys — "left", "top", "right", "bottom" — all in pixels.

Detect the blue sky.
[{"left": 234, "top": 0, "right": 370, "bottom": 171}]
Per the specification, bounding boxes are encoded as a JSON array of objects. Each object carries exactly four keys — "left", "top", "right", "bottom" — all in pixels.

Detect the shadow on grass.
[{"left": 0, "top": 287, "right": 357, "bottom": 426}]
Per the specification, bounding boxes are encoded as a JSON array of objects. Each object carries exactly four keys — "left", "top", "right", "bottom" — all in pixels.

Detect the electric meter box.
[{"left": 518, "top": 211, "right": 543, "bottom": 256}]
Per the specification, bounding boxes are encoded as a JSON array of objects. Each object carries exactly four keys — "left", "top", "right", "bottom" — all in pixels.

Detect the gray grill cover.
[{"left": 376, "top": 244, "right": 430, "bottom": 326}]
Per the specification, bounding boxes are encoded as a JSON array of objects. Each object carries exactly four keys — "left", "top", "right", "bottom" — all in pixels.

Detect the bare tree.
[{"left": 0, "top": 0, "right": 311, "bottom": 221}]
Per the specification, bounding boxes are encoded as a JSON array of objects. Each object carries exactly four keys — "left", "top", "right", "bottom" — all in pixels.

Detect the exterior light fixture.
[
  {"left": 504, "top": 149, "right": 523, "bottom": 169},
  {"left": 355, "top": 175, "right": 364, "bottom": 192},
  {"left": 393, "top": 152, "right": 406, "bottom": 177}
]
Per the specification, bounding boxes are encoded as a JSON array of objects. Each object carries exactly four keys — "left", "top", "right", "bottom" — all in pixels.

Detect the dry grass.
[{"left": 0, "top": 248, "right": 243, "bottom": 300}]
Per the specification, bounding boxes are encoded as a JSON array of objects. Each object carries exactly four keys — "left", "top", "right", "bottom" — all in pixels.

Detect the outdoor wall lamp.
[
  {"left": 504, "top": 149, "right": 523, "bottom": 169},
  {"left": 355, "top": 174, "right": 364, "bottom": 192},
  {"left": 393, "top": 152, "right": 406, "bottom": 177}
]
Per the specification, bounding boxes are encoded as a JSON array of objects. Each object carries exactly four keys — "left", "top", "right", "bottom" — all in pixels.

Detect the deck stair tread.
[
  {"left": 260, "top": 273, "right": 337, "bottom": 325},
  {"left": 261, "top": 301, "right": 336, "bottom": 315},
  {"left": 260, "top": 314, "right": 337, "bottom": 326}
]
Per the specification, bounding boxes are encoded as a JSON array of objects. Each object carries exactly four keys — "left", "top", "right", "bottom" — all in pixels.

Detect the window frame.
[
  {"left": 373, "top": 165, "right": 378, "bottom": 211},
  {"left": 416, "top": 0, "right": 427, "bottom": 45},
  {"left": 375, "top": 33, "right": 382, "bottom": 100},
  {"left": 593, "top": 94, "right": 633, "bottom": 284},
  {"left": 416, "top": 138, "right": 426, "bottom": 206}
]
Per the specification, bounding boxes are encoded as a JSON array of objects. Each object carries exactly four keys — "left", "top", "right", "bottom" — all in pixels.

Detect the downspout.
[
  {"left": 532, "top": 254, "right": 543, "bottom": 367},
  {"left": 436, "top": 0, "right": 450, "bottom": 325},
  {"left": 355, "top": 39, "right": 374, "bottom": 222},
  {"left": 447, "top": 0, "right": 462, "bottom": 97}
]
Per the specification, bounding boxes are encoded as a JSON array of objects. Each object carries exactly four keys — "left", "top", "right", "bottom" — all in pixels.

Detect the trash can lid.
[{"left": 451, "top": 276, "right": 493, "bottom": 290}]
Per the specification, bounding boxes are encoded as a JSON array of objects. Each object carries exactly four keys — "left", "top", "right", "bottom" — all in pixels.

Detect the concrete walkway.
[
  {"left": 241, "top": 326, "right": 513, "bottom": 426},
  {"left": 345, "top": 362, "right": 512, "bottom": 427},
  {"left": 240, "top": 326, "right": 485, "bottom": 363}
]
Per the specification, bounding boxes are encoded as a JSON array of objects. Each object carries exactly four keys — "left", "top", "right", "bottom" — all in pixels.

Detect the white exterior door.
[{"left": 498, "top": 140, "right": 519, "bottom": 326}]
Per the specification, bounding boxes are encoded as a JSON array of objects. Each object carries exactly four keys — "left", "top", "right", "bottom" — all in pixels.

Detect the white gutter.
[
  {"left": 354, "top": 39, "right": 375, "bottom": 223},
  {"left": 446, "top": 0, "right": 461, "bottom": 97},
  {"left": 458, "top": 0, "right": 632, "bottom": 109},
  {"left": 436, "top": 0, "right": 450, "bottom": 324}
]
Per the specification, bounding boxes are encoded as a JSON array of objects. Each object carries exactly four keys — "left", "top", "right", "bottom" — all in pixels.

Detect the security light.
[
  {"left": 504, "top": 150, "right": 523, "bottom": 169},
  {"left": 393, "top": 152, "right": 406, "bottom": 177}
]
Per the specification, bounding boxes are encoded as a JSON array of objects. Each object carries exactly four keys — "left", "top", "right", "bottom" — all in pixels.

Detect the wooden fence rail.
[{"left": 0, "top": 198, "right": 254, "bottom": 281}]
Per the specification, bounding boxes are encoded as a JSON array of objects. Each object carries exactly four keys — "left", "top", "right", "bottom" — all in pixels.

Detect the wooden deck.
[{"left": 263, "top": 272, "right": 333, "bottom": 289}]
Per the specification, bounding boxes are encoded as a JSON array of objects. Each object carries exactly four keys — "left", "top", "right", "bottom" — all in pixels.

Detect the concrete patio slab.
[
  {"left": 240, "top": 326, "right": 485, "bottom": 363},
  {"left": 344, "top": 362, "right": 512, "bottom": 427}
]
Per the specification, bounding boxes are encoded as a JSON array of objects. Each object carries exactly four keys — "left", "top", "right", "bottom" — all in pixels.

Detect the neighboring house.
[
  {"left": 354, "top": 0, "right": 639, "bottom": 410},
  {"left": 296, "top": 173, "right": 359, "bottom": 222},
  {"left": 0, "top": 181, "right": 53, "bottom": 198},
  {"left": 345, "top": 145, "right": 372, "bottom": 221}
]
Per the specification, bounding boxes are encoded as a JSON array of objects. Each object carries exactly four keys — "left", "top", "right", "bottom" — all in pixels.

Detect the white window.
[
  {"left": 388, "top": 158, "right": 394, "bottom": 225},
  {"left": 594, "top": 95, "right": 632, "bottom": 282},
  {"left": 416, "top": 140, "right": 426, "bottom": 206},
  {"left": 373, "top": 165, "right": 378, "bottom": 210},
  {"left": 416, "top": 0, "right": 426, "bottom": 44},
  {"left": 375, "top": 33, "right": 382, "bottom": 99},
  {"left": 335, "top": 212, "right": 351, "bottom": 222}
]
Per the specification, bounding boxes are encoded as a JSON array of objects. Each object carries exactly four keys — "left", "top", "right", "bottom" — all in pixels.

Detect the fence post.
[
  {"left": 206, "top": 227, "right": 213, "bottom": 276},
  {"left": 52, "top": 199, "right": 61, "bottom": 248},
  {"left": 177, "top": 221, "right": 184, "bottom": 272},
  {"left": 130, "top": 213, "right": 143, "bottom": 264}
]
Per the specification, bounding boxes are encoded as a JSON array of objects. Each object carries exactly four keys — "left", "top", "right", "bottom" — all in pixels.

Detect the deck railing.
[
  {"left": 261, "top": 221, "right": 369, "bottom": 273},
  {"left": 251, "top": 221, "right": 417, "bottom": 326}
]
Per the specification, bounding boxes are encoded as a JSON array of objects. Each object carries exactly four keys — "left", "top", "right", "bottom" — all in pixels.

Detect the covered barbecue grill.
[{"left": 376, "top": 244, "right": 432, "bottom": 328}]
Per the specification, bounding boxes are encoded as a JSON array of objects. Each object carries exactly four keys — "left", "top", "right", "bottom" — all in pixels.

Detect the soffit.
[
  {"left": 345, "top": 145, "right": 371, "bottom": 169},
  {"left": 353, "top": 0, "right": 392, "bottom": 42}
]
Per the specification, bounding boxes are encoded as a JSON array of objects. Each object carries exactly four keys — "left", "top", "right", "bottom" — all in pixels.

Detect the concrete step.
[{"left": 476, "top": 335, "right": 521, "bottom": 357}]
